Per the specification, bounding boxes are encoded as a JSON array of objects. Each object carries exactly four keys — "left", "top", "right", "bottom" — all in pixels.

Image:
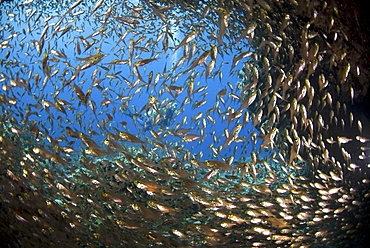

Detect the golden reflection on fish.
[{"left": 0, "top": 0, "right": 368, "bottom": 247}]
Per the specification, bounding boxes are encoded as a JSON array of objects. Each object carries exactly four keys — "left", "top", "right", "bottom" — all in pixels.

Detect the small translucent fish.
[{"left": 183, "top": 134, "right": 203, "bottom": 142}]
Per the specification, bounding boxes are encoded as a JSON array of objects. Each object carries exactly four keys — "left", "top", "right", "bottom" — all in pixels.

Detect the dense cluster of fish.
[{"left": 0, "top": 0, "right": 370, "bottom": 247}]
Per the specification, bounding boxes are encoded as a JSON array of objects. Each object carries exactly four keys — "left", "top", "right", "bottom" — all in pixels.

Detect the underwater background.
[{"left": 0, "top": 0, "right": 370, "bottom": 247}]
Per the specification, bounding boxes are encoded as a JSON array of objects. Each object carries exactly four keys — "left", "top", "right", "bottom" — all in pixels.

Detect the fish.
[
  {"left": 134, "top": 58, "right": 158, "bottom": 67},
  {"left": 182, "top": 133, "right": 203, "bottom": 142},
  {"left": 119, "top": 131, "right": 146, "bottom": 144},
  {"left": 90, "top": 0, "right": 104, "bottom": 17},
  {"left": 0, "top": 0, "right": 368, "bottom": 247},
  {"left": 217, "top": 7, "right": 229, "bottom": 45},
  {"left": 186, "top": 49, "right": 211, "bottom": 73},
  {"left": 206, "top": 59, "right": 216, "bottom": 79},
  {"left": 230, "top": 51, "right": 253, "bottom": 71},
  {"left": 174, "top": 29, "right": 200, "bottom": 51},
  {"left": 221, "top": 123, "right": 243, "bottom": 150},
  {"left": 235, "top": 22, "right": 257, "bottom": 43},
  {"left": 236, "top": 91, "right": 257, "bottom": 113},
  {"left": 192, "top": 99, "right": 206, "bottom": 109}
]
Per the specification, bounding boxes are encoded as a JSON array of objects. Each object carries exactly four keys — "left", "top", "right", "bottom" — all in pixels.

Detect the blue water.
[{"left": 0, "top": 0, "right": 270, "bottom": 168}]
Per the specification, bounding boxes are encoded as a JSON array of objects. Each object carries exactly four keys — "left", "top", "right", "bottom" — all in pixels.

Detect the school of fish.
[{"left": 0, "top": 0, "right": 370, "bottom": 247}]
